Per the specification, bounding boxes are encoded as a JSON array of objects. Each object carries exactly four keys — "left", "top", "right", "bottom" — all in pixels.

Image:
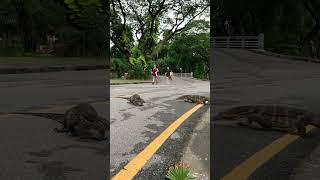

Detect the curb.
[
  {"left": 249, "top": 49, "right": 320, "bottom": 63},
  {"left": 0, "top": 64, "right": 107, "bottom": 74},
  {"left": 181, "top": 107, "right": 210, "bottom": 180},
  {"left": 110, "top": 81, "right": 153, "bottom": 85}
]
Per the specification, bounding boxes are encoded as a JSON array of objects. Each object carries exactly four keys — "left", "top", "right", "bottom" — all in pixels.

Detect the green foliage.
[
  {"left": 0, "top": 48, "right": 22, "bottom": 56},
  {"left": 193, "top": 63, "right": 209, "bottom": 79},
  {"left": 110, "top": 1, "right": 209, "bottom": 78},
  {"left": 138, "top": 15, "right": 160, "bottom": 61},
  {"left": 64, "top": 0, "right": 107, "bottom": 56},
  {"left": 166, "top": 25, "right": 209, "bottom": 77},
  {"left": 111, "top": 58, "right": 130, "bottom": 78},
  {"left": 129, "top": 47, "right": 146, "bottom": 64},
  {"left": 127, "top": 64, "right": 150, "bottom": 80},
  {"left": 111, "top": 46, "right": 125, "bottom": 58},
  {"left": 157, "top": 57, "right": 178, "bottom": 72},
  {"left": 110, "top": 11, "right": 135, "bottom": 51},
  {"left": 166, "top": 163, "right": 195, "bottom": 180},
  {"left": 111, "top": 0, "right": 209, "bottom": 61},
  {"left": 0, "top": 0, "right": 106, "bottom": 56}
]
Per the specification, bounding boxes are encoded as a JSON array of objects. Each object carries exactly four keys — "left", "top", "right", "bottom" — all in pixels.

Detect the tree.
[
  {"left": 64, "top": 0, "right": 108, "bottom": 56},
  {"left": 110, "top": 0, "right": 209, "bottom": 62},
  {"left": 161, "top": 20, "right": 209, "bottom": 78},
  {"left": 0, "top": 0, "right": 43, "bottom": 52},
  {"left": 301, "top": 0, "right": 320, "bottom": 49}
]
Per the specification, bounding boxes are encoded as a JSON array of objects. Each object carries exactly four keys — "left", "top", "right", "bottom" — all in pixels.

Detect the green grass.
[
  {"left": 111, "top": 78, "right": 152, "bottom": 84},
  {"left": 0, "top": 56, "right": 106, "bottom": 65}
]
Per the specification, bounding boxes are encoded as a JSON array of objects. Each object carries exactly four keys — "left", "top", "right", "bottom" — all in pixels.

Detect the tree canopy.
[
  {"left": 0, "top": 0, "right": 107, "bottom": 56},
  {"left": 110, "top": 0, "right": 209, "bottom": 61}
]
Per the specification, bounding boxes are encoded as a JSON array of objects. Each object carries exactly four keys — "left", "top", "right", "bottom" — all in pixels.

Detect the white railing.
[
  {"left": 212, "top": 33, "right": 264, "bottom": 49},
  {"left": 173, "top": 72, "right": 193, "bottom": 78}
]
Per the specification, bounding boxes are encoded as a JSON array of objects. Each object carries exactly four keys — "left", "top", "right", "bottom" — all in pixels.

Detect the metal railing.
[
  {"left": 173, "top": 72, "right": 193, "bottom": 78},
  {"left": 212, "top": 33, "right": 264, "bottom": 49}
]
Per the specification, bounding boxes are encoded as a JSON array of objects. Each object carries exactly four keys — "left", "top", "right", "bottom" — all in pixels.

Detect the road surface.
[
  {"left": 0, "top": 70, "right": 107, "bottom": 180},
  {"left": 212, "top": 49, "right": 320, "bottom": 179},
  {"left": 110, "top": 76, "right": 210, "bottom": 179}
]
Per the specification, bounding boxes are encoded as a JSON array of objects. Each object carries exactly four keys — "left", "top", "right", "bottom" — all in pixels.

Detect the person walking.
[
  {"left": 169, "top": 70, "right": 173, "bottom": 80},
  {"left": 152, "top": 65, "right": 159, "bottom": 85},
  {"left": 165, "top": 66, "right": 171, "bottom": 84}
]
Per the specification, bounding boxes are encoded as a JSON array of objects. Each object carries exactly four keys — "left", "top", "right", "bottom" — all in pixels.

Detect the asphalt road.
[
  {"left": 110, "top": 76, "right": 210, "bottom": 179},
  {"left": 212, "top": 49, "right": 320, "bottom": 179},
  {"left": 0, "top": 70, "right": 107, "bottom": 180}
]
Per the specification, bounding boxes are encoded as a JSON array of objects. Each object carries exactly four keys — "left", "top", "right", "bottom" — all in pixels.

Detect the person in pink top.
[{"left": 152, "top": 65, "right": 159, "bottom": 85}]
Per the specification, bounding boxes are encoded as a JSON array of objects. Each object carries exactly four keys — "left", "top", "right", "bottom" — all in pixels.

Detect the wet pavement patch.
[
  {"left": 27, "top": 150, "right": 54, "bottom": 158},
  {"left": 145, "top": 124, "right": 162, "bottom": 131},
  {"left": 37, "top": 160, "right": 83, "bottom": 180},
  {"left": 120, "top": 112, "right": 134, "bottom": 122},
  {"left": 213, "top": 98, "right": 240, "bottom": 106},
  {"left": 84, "top": 145, "right": 107, "bottom": 156}
]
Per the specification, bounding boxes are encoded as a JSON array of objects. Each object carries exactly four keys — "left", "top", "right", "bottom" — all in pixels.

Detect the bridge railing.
[
  {"left": 212, "top": 33, "right": 264, "bottom": 49},
  {"left": 173, "top": 72, "right": 193, "bottom": 78}
]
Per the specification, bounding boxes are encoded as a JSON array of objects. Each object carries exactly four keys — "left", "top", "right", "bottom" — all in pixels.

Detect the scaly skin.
[
  {"left": 176, "top": 95, "right": 209, "bottom": 104},
  {"left": 116, "top": 94, "right": 145, "bottom": 106},
  {"left": 56, "top": 103, "right": 107, "bottom": 140},
  {"left": 12, "top": 103, "right": 107, "bottom": 141},
  {"left": 213, "top": 105, "right": 320, "bottom": 136}
]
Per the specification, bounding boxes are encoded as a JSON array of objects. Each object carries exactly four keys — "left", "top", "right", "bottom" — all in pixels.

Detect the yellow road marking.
[
  {"left": 112, "top": 103, "right": 205, "bottom": 180},
  {"left": 222, "top": 125, "right": 315, "bottom": 180}
]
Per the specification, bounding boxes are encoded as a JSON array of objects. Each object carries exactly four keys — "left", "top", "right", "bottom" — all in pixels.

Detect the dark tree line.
[
  {"left": 0, "top": 0, "right": 107, "bottom": 57},
  {"left": 212, "top": 0, "right": 320, "bottom": 57}
]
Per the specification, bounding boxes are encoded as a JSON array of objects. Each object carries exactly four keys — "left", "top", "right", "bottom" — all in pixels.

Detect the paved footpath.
[{"left": 181, "top": 107, "right": 210, "bottom": 180}]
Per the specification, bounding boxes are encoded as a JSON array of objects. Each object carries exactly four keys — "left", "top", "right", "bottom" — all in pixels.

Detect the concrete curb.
[
  {"left": 181, "top": 107, "right": 210, "bottom": 180},
  {"left": 110, "top": 81, "right": 153, "bottom": 85},
  {"left": 249, "top": 49, "right": 320, "bottom": 63},
  {"left": 0, "top": 64, "right": 107, "bottom": 74}
]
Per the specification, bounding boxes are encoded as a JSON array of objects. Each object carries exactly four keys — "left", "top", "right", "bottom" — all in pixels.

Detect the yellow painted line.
[
  {"left": 112, "top": 103, "right": 205, "bottom": 180},
  {"left": 222, "top": 125, "right": 315, "bottom": 180}
]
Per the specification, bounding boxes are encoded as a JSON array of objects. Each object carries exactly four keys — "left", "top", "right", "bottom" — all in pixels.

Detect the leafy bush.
[
  {"left": 0, "top": 48, "right": 22, "bottom": 56},
  {"left": 166, "top": 162, "right": 195, "bottom": 180},
  {"left": 127, "top": 63, "right": 150, "bottom": 80},
  {"left": 111, "top": 58, "right": 130, "bottom": 78},
  {"left": 157, "top": 57, "right": 178, "bottom": 72},
  {"left": 193, "top": 63, "right": 209, "bottom": 79}
]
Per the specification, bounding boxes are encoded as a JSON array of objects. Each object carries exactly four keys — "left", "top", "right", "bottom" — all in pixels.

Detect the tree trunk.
[
  {"left": 82, "top": 31, "right": 86, "bottom": 56},
  {"left": 301, "top": 24, "right": 319, "bottom": 56}
]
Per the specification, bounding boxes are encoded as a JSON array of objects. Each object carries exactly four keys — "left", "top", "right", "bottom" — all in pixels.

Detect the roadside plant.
[{"left": 166, "top": 162, "right": 195, "bottom": 180}]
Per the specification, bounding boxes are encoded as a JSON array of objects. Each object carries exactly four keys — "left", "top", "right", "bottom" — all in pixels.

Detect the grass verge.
[
  {"left": 110, "top": 79, "right": 152, "bottom": 84},
  {"left": 0, "top": 56, "right": 105, "bottom": 65}
]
